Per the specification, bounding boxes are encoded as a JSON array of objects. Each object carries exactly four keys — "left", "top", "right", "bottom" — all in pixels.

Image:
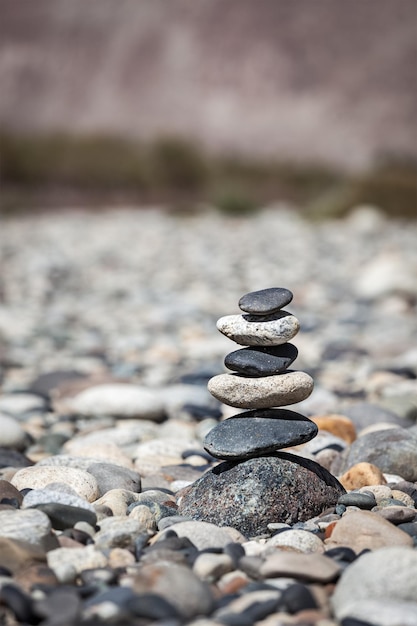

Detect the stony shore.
[{"left": 0, "top": 204, "right": 417, "bottom": 625}]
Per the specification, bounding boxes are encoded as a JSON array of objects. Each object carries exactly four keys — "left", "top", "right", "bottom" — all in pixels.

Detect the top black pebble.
[{"left": 239, "top": 287, "right": 293, "bottom": 315}]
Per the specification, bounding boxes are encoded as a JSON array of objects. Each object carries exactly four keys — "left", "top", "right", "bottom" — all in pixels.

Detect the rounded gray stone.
[
  {"left": 204, "top": 409, "right": 318, "bottom": 459},
  {"left": 87, "top": 462, "right": 141, "bottom": 496},
  {"left": 0, "top": 508, "right": 56, "bottom": 550},
  {"left": 177, "top": 452, "right": 345, "bottom": 537},
  {"left": 342, "top": 402, "right": 413, "bottom": 430},
  {"left": 238, "top": 287, "right": 293, "bottom": 315},
  {"left": 131, "top": 561, "right": 214, "bottom": 620},
  {"left": 224, "top": 343, "right": 298, "bottom": 376},
  {"left": 70, "top": 383, "right": 166, "bottom": 421},
  {"left": 339, "top": 428, "right": 417, "bottom": 482},
  {"left": 207, "top": 371, "right": 313, "bottom": 408},
  {"left": 331, "top": 546, "right": 417, "bottom": 620},
  {"left": 216, "top": 312, "right": 300, "bottom": 346},
  {"left": 0, "top": 413, "right": 28, "bottom": 450},
  {"left": 22, "top": 485, "right": 95, "bottom": 512}
]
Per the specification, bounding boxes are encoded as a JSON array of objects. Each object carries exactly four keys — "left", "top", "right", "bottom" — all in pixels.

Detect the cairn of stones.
[{"left": 178, "top": 288, "right": 345, "bottom": 537}]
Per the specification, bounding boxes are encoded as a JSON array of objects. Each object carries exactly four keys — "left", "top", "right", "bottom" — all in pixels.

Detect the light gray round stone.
[
  {"left": 331, "top": 546, "right": 417, "bottom": 620},
  {"left": 87, "top": 462, "right": 141, "bottom": 496},
  {"left": 70, "top": 384, "right": 165, "bottom": 421},
  {"left": 216, "top": 312, "right": 300, "bottom": 346},
  {"left": 0, "top": 413, "right": 28, "bottom": 449},
  {"left": 207, "top": 371, "right": 314, "bottom": 408},
  {"left": 332, "top": 599, "right": 417, "bottom": 626}
]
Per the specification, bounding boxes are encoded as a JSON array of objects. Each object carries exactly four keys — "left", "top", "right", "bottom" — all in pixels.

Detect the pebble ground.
[{"left": 0, "top": 204, "right": 417, "bottom": 625}]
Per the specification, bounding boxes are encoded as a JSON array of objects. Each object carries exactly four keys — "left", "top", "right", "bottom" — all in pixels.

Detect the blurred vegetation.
[{"left": 0, "top": 132, "right": 416, "bottom": 218}]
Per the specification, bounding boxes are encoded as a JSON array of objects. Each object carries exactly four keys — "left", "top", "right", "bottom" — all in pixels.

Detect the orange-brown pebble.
[
  {"left": 217, "top": 572, "right": 250, "bottom": 595},
  {"left": 338, "top": 461, "right": 387, "bottom": 490},
  {"left": 324, "top": 521, "right": 338, "bottom": 539},
  {"left": 311, "top": 414, "right": 356, "bottom": 444}
]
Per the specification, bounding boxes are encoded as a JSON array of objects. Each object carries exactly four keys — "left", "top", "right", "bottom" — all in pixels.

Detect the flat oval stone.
[
  {"left": 204, "top": 409, "right": 318, "bottom": 459},
  {"left": 207, "top": 371, "right": 314, "bottom": 408},
  {"left": 31, "top": 503, "right": 98, "bottom": 530},
  {"left": 216, "top": 312, "right": 299, "bottom": 346},
  {"left": 260, "top": 551, "right": 340, "bottom": 583},
  {"left": 239, "top": 288, "right": 293, "bottom": 315},
  {"left": 224, "top": 343, "right": 298, "bottom": 376},
  {"left": 11, "top": 466, "right": 100, "bottom": 502},
  {"left": 177, "top": 452, "right": 345, "bottom": 537}
]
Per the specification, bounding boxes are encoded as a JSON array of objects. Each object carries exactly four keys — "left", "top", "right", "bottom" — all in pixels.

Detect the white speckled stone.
[
  {"left": 207, "top": 371, "right": 314, "bottom": 408},
  {"left": 70, "top": 384, "right": 165, "bottom": 421},
  {"left": 22, "top": 484, "right": 95, "bottom": 512},
  {"left": 266, "top": 529, "right": 325, "bottom": 553},
  {"left": 216, "top": 312, "right": 300, "bottom": 346},
  {"left": 47, "top": 545, "right": 107, "bottom": 582},
  {"left": 0, "top": 508, "right": 52, "bottom": 548},
  {"left": 11, "top": 466, "right": 100, "bottom": 502}
]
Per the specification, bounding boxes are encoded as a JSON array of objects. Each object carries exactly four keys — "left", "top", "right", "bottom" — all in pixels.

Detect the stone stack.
[
  {"left": 206, "top": 287, "right": 316, "bottom": 459},
  {"left": 178, "top": 288, "right": 345, "bottom": 536}
]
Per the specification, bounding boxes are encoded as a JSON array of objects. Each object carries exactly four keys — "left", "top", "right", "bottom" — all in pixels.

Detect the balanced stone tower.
[{"left": 178, "top": 288, "right": 345, "bottom": 537}]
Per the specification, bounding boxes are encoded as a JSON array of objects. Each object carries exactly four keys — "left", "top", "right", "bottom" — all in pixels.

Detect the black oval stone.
[
  {"left": 32, "top": 502, "right": 97, "bottom": 530},
  {"left": 280, "top": 583, "right": 318, "bottom": 613},
  {"left": 337, "top": 492, "right": 377, "bottom": 510},
  {"left": 239, "top": 288, "right": 293, "bottom": 315},
  {"left": 224, "top": 343, "right": 298, "bottom": 376},
  {"left": 204, "top": 409, "right": 318, "bottom": 460}
]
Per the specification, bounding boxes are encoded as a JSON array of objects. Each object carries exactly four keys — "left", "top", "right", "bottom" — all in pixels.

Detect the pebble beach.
[{"left": 0, "top": 203, "right": 417, "bottom": 625}]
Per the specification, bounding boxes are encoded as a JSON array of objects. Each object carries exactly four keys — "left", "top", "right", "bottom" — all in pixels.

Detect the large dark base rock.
[{"left": 177, "top": 452, "right": 345, "bottom": 537}]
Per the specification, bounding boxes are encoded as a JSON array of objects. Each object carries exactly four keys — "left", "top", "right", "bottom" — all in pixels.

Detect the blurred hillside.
[
  {"left": 0, "top": 0, "right": 416, "bottom": 217},
  {"left": 1, "top": 0, "right": 416, "bottom": 170}
]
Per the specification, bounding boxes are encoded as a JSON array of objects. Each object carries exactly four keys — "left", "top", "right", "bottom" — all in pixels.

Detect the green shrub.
[
  {"left": 148, "top": 137, "right": 208, "bottom": 190},
  {"left": 211, "top": 185, "right": 257, "bottom": 215}
]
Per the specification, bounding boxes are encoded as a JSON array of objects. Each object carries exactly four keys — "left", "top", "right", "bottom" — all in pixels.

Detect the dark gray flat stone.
[
  {"left": 31, "top": 502, "right": 97, "bottom": 530},
  {"left": 337, "top": 492, "right": 376, "bottom": 510},
  {"left": 204, "top": 409, "right": 318, "bottom": 459},
  {"left": 338, "top": 427, "right": 417, "bottom": 482},
  {"left": 239, "top": 288, "right": 293, "bottom": 315},
  {"left": 224, "top": 343, "right": 298, "bottom": 376},
  {"left": 177, "top": 452, "right": 345, "bottom": 537}
]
